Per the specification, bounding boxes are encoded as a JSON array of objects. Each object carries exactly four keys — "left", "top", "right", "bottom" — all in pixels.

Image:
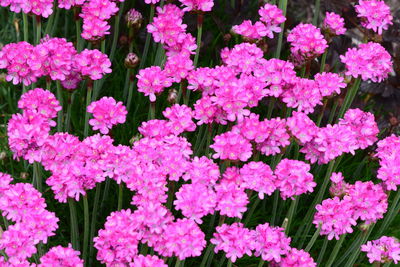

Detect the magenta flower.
[
  {"left": 211, "top": 223, "right": 255, "bottom": 262},
  {"left": 137, "top": 66, "right": 172, "bottom": 102},
  {"left": 39, "top": 245, "right": 83, "bottom": 267},
  {"left": 323, "top": 12, "right": 346, "bottom": 35},
  {"left": 131, "top": 255, "right": 167, "bottom": 267},
  {"left": 178, "top": 0, "right": 214, "bottom": 12},
  {"left": 314, "top": 72, "right": 346, "bottom": 97},
  {"left": 138, "top": 119, "right": 174, "bottom": 138},
  {"left": 277, "top": 248, "right": 316, "bottom": 267},
  {"left": 18, "top": 88, "right": 61, "bottom": 120},
  {"left": 210, "top": 131, "right": 252, "bottom": 162},
  {"left": 361, "top": 236, "right": 400, "bottom": 264},
  {"left": 287, "top": 111, "right": 318, "bottom": 144},
  {"left": 58, "top": 0, "right": 85, "bottom": 9},
  {"left": 232, "top": 20, "right": 268, "bottom": 40},
  {"left": 74, "top": 49, "right": 112, "bottom": 80},
  {"left": 355, "top": 0, "right": 393, "bottom": 35},
  {"left": 376, "top": 134, "right": 400, "bottom": 190},
  {"left": 258, "top": 3, "right": 286, "bottom": 38},
  {"left": 87, "top": 96, "right": 127, "bottom": 135},
  {"left": 215, "top": 176, "right": 248, "bottom": 218},
  {"left": 163, "top": 104, "right": 196, "bottom": 135},
  {"left": 183, "top": 156, "right": 220, "bottom": 185},
  {"left": 240, "top": 161, "right": 276, "bottom": 199}
]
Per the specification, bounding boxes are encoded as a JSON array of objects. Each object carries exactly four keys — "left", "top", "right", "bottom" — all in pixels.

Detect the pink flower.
[
  {"left": 210, "top": 131, "right": 252, "bottom": 162},
  {"left": 258, "top": 3, "right": 286, "bottom": 38},
  {"left": 39, "top": 245, "right": 83, "bottom": 267},
  {"left": 211, "top": 223, "right": 255, "bottom": 262},
  {"left": 138, "top": 119, "right": 174, "bottom": 138},
  {"left": 274, "top": 159, "right": 316, "bottom": 199},
  {"left": 183, "top": 156, "right": 220, "bottom": 185},
  {"left": 323, "top": 12, "right": 346, "bottom": 35},
  {"left": 174, "top": 183, "right": 217, "bottom": 223},
  {"left": 313, "top": 197, "right": 357, "bottom": 240},
  {"left": 221, "top": 43, "right": 264, "bottom": 74},
  {"left": 255, "top": 118, "right": 291, "bottom": 156},
  {"left": 131, "top": 255, "right": 167, "bottom": 267},
  {"left": 376, "top": 135, "right": 400, "bottom": 191},
  {"left": 340, "top": 42, "right": 392, "bottom": 82},
  {"left": 286, "top": 111, "right": 318, "bottom": 144},
  {"left": 278, "top": 248, "right": 316, "bottom": 267},
  {"left": 74, "top": 49, "right": 112, "bottom": 80},
  {"left": 215, "top": 178, "right": 248, "bottom": 218},
  {"left": 136, "top": 66, "right": 172, "bottom": 102},
  {"left": 87, "top": 96, "right": 127, "bottom": 135},
  {"left": 58, "top": 0, "right": 85, "bottom": 9},
  {"left": 253, "top": 223, "right": 291, "bottom": 262},
  {"left": 163, "top": 53, "right": 194, "bottom": 83},
  {"left": 287, "top": 23, "right": 327, "bottom": 63},
  {"left": 178, "top": 0, "right": 214, "bottom": 12},
  {"left": 355, "top": 0, "right": 393, "bottom": 35},
  {"left": 232, "top": 20, "right": 268, "bottom": 40},
  {"left": 329, "top": 172, "right": 350, "bottom": 197},
  {"left": 18, "top": 88, "right": 61, "bottom": 120},
  {"left": 314, "top": 72, "right": 346, "bottom": 97},
  {"left": 240, "top": 161, "right": 276, "bottom": 199},
  {"left": 163, "top": 104, "right": 196, "bottom": 135},
  {"left": 61, "top": 71, "right": 82, "bottom": 90},
  {"left": 154, "top": 218, "right": 206, "bottom": 260},
  {"left": 361, "top": 236, "right": 400, "bottom": 264}
]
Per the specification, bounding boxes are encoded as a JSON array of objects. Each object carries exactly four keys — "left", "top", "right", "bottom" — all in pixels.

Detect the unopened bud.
[
  {"left": 0, "top": 152, "right": 6, "bottom": 160},
  {"left": 167, "top": 89, "right": 178, "bottom": 104},
  {"left": 20, "top": 172, "right": 29, "bottom": 180},
  {"left": 124, "top": 53, "right": 140, "bottom": 69},
  {"left": 125, "top": 9, "right": 143, "bottom": 31}
]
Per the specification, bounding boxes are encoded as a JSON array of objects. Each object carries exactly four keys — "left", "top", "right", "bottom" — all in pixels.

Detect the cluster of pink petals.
[
  {"left": 210, "top": 131, "right": 252, "bottom": 161},
  {"left": 275, "top": 248, "right": 317, "bottom": 267},
  {"left": 162, "top": 104, "right": 196, "bottom": 135},
  {"left": 80, "top": 0, "right": 119, "bottom": 40},
  {"left": 323, "top": 12, "right": 346, "bottom": 35},
  {"left": 340, "top": 42, "right": 392, "bottom": 82},
  {"left": 87, "top": 96, "right": 127, "bottom": 134},
  {"left": 254, "top": 223, "right": 291, "bottom": 262},
  {"left": 57, "top": 0, "right": 85, "bottom": 9},
  {"left": 355, "top": 0, "right": 393, "bottom": 35},
  {"left": 361, "top": 236, "right": 400, "bottom": 264},
  {"left": 314, "top": 179, "right": 388, "bottom": 240},
  {"left": 131, "top": 255, "right": 167, "bottom": 267},
  {"left": 0, "top": 0, "right": 53, "bottom": 17},
  {"left": 232, "top": 3, "right": 285, "bottom": 40},
  {"left": 0, "top": 38, "right": 111, "bottom": 86},
  {"left": 39, "top": 245, "right": 83, "bottom": 267},
  {"left": 274, "top": 159, "right": 316, "bottom": 199},
  {"left": 290, "top": 109, "right": 378, "bottom": 164},
  {"left": 0, "top": 172, "right": 59, "bottom": 264},
  {"left": 376, "top": 135, "right": 400, "bottom": 190},
  {"left": 287, "top": 23, "right": 327, "bottom": 64},
  {"left": 240, "top": 161, "right": 276, "bottom": 199},
  {"left": 137, "top": 66, "right": 172, "bottom": 102},
  {"left": 178, "top": 0, "right": 214, "bottom": 12}
]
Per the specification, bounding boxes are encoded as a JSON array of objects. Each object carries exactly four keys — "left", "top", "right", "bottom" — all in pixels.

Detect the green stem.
[
  {"left": 35, "top": 16, "right": 41, "bottom": 44},
  {"left": 327, "top": 100, "right": 338, "bottom": 124},
  {"left": 175, "top": 259, "right": 181, "bottom": 267},
  {"left": 68, "top": 199, "right": 80, "bottom": 250},
  {"left": 257, "top": 259, "right": 265, "bottom": 267},
  {"left": 56, "top": 81, "right": 63, "bottom": 132},
  {"left": 74, "top": 8, "right": 83, "bottom": 52},
  {"left": 227, "top": 259, "right": 232, "bottom": 267},
  {"left": 285, "top": 197, "right": 298, "bottom": 234},
  {"left": 304, "top": 224, "right": 321, "bottom": 252},
  {"left": 205, "top": 123, "right": 213, "bottom": 157},
  {"left": 149, "top": 101, "right": 156, "bottom": 120},
  {"left": 271, "top": 190, "right": 280, "bottom": 225},
  {"left": 44, "top": 2, "right": 56, "bottom": 35},
  {"left": 320, "top": 50, "right": 328, "bottom": 73},
  {"left": 200, "top": 244, "right": 214, "bottom": 267},
  {"left": 22, "top": 13, "right": 29, "bottom": 42},
  {"left": 336, "top": 78, "right": 361, "bottom": 121},
  {"left": 274, "top": 0, "right": 288, "bottom": 59},
  {"left": 312, "top": 0, "right": 321, "bottom": 26},
  {"left": 375, "top": 190, "right": 400, "bottom": 237},
  {"left": 317, "top": 237, "right": 328, "bottom": 264},
  {"left": 316, "top": 98, "right": 328, "bottom": 127},
  {"left": 65, "top": 92, "right": 76, "bottom": 132},
  {"left": 82, "top": 195, "right": 90, "bottom": 264},
  {"left": 117, "top": 183, "right": 123, "bottom": 210},
  {"left": 244, "top": 198, "right": 260, "bottom": 226},
  {"left": 109, "top": 2, "right": 125, "bottom": 62},
  {"left": 194, "top": 12, "right": 204, "bottom": 67},
  {"left": 139, "top": 4, "right": 155, "bottom": 70},
  {"left": 345, "top": 224, "right": 375, "bottom": 267},
  {"left": 326, "top": 234, "right": 347, "bottom": 267},
  {"left": 33, "top": 162, "right": 42, "bottom": 192},
  {"left": 267, "top": 98, "right": 276, "bottom": 119},
  {"left": 83, "top": 82, "right": 93, "bottom": 137},
  {"left": 89, "top": 184, "right": 102, "bottom": 266},
  {"left": 126, "top": 71, "right": 135, "bottom": 110}
]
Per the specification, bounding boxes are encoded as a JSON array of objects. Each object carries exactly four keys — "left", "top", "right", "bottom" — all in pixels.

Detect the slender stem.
[
  {"left": 227, "top": 259, "right": 232, "bottom": 267},
  {"left": 285, "top": 197, "right": 298, "bottom": 234},
  {"left": 56, "top": 81, "right": 63, "bottom": 132},
  {"left": 327, "top": 100, "right": 338, "bottom": 124},
  {"left": 83, "top": 81, "right": 93, "bottom": 137},
  {"left": 200, "top": 244, "right": 214, "bottom": 267},
  {"left": 175, "top": 259, "right": 181, "bottom": 267},
  {"left": 317, "top": 237, "right": 328, "bottom": 264},
  {"left": 82, "top": 195, "right": 90, "bottom": 264},
  {"left": 316, "top": 98, "right": 328, "bottom": 126},
  {"left": 319, "top": 50, "right": 328, "bottom": 73},
  {"left": 312, "top": 0, "right": 321, "bottom": 26},
  {"left": 244, "top": 198, "right": 260, "bottom": 226},
  {"left": 267, "top": 98, "right": 276, "bottom": 119},
  {"left": 33, "top": 162, "right": 42, "bottom": 192},
  {"left": 376, "top": 190, "right": 400, "bottom": 237},
  {"left": 336, "top": 78, "right": 361, "bottom": 121},
  {"left": 22, "top": 13, "right": 29, "bottom": 42},
  {"left": 50, "top": 5, "right": 61, "bottom": 36},
  {"left": 126, "top": 71, "right": 136, "bottom": 110},
  {"left": 109, "top": 2, "right": 125, "bottom": 62},
  {"left": 149, "top": 101, "right": 156, "bottom": 120},
  {"left": 345, "top": 224, "right": 375, "bottom": 267},
  {"left": 138, "top": 4, "right": 155, "bottom": 70},
  {"left": 274, "top": 0, "right": 288, "bottom": 59},
  {"left": 336, "top": 231, "right": 363, "bottom": 265},
  {"left": 257, "top": 259, "right": 265, "bottom": 267},
  {"left": 271, "top": 190, "right": 280, "bottom": 225},
  {"left": 194, "top": 12, "right": 204, "bottom": 67},
  {"left": 89, "top": 184, "right": 102, "bottom": 266},
  {"left": 74, "top": 8, "right": 83, "bottom": 52},
  {"left": 68, "top": 199, "right": 80, "bottom": 250},
  {"left": 65, "top": 92, "right": 75, "bottom": 132},
  {"left": 117, "top": 183, "right": 123, "bottom": 210},
  {"left": 326, "top": 234, "right": 347, "bottom": 267},
  {"left": 35, "top": 16, "right": 41, "bottom": 44},
  {"left": 304, "top": 224, "right": 321, "bottom": 252}
]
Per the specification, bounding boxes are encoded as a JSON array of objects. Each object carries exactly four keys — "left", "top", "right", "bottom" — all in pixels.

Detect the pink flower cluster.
[
  {"left": 314, "top": 174, "right": 388, "bottom": 240},
  {"left": 39, "top": 245, "right": 84, "bottom": 267},
  {"left": 323, "top": 12, "right": 346, "bottom": 36},
  {"left": 361, "top": 236, "right": 400, "bottom": 264},
  {"left": 211, "top": 222, "right": 315, "bottom": 264},
  {"left": 376, "top": 134, "right": 400, "bottom": 191},
  {"left": 232, "top": 3, "right": 286, "bottom": 40},
  {"left": 57, "top": 0, "right": 85, "bottom": 9},
  {"left": 0, "top": 37, "right": 111, "bottom": 86},
  {"left": 0, "top": 0, "right": 53, "bottom": 17},
  {"left": 0, "top": 172, "right": 59, "bottom": 264},
  {"left": 87, "top": 96, "right": 127, "bottom": 134},
  {"left": 355, "top": 0, "right": 393, "bottom": 35},
  {"left": 287, "top": 23, "right": 328, "bottom": 65},
  {"left": 340, "top": 42, "right": 392, "bottom": 82},
  {"left": 178, "top": 0, "right": 214, "bottom": 12},
  {"left": 287, "top": 109, "right": 379, "bottom": 164}
]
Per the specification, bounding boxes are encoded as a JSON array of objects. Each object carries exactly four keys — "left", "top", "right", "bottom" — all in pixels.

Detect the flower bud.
[
  {"left": 167, "top": 89, "right": 178, "bottom": 104},
  {"left": 124, "top": 53, "right": 140, "bottom": 69},
  {"left": 20, "top": 172, "right": 29, "bottom": 180},
  {"left": 125, "top": 9, "right": 143, "bottom": 31},
  {"left": 0, "top": 151, "right": 6, "bottom": 160}
]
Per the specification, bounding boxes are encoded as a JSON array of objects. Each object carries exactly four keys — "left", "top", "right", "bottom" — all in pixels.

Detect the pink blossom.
[
  {"left": 58, "top": 0, "right": 85, "bottom": 9},
  {"left": 74, "top": 49, "right": 112, "bottom": 80},
  {"left": 138, "top": 120, "right": 174, "bottom": 138},
  {"left": 355, "top": 0, "right": 393, "bottom": 35},
  {"left": 211, "top": 223, "right": 255, "bottom": 262},
  {"left": 232, "top": 20, "right": 268, "bottom": 40},
  {"left": 240, "top": 161, "right": 276, "bottom": 199},
  {"left": 286, "top": 111, "right": 318, "bottom": 144},
  {"left": 215, "top": 179, "right": 248, "bottom": 218},
  {"left": 210, "top": 131, "right": 252, "bottom": 162},
  {"left": 163, "top": 104, "right": 196, "bottom": 135},
  {"left": 87, "top": 96, "right": 127, "bottom": 135},
  {"left": 183, "top": 156, "right": 220, "bottom": 185},
  {"left": 221, "top": 43, "right": 264, "bottom": 74},
  {"left": 39, "top": 245, "right": 83, "bottom": 267},
  {"left": 131, "top": 255, "right": 167, "bottom": 267},
  {"left": 361, "top": 236, "right": 400, "bottom": 264},
  {"left": 278, "top": 248, "right": 316, "bottom": 267},
  {"left": 314, "top": 72, "right": 346, "bottom": 97},
  {"left": 178, "top": 0, "right": 214, "bottom": 12},
  {"left": 340, "top": 42, "right": 392, "bottom": 82},
  {"left": 258, "top": 3, "right": 286, "bottom": 38},
  {"left": 136, "top": 66, "right": 172, "bottom": 102},
  {"left": 255, "top": 118, "right": 291, "bottom": 156},
  {"left": 323, "top": 12, "right": 346, "bottom": 35},
  {"left": 376, "top": 135, "right": 400, "bottom": 190},
  {"left": 18, "top": 88, "right": 61, "bottom": 120}
]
